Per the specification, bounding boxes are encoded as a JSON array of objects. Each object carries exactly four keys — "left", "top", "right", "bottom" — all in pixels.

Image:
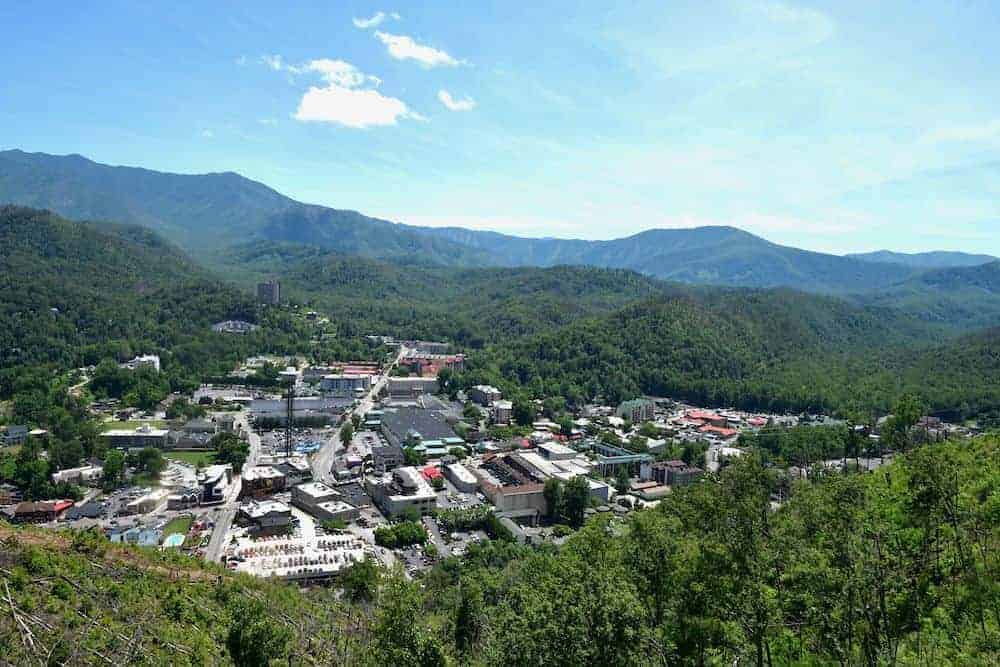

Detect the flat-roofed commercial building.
[
  {"left": 320, "top": 374, "right": 372, "bottom": 397},
  {"left": 444, "top": 462, "right": 478, "bottom": 493},
  {"left": 101, "top": 425, "right": 170, "bottom": 449},
  {"left": 291, "top": 482, "right": 340, "bottom": 514},
  {"left": 365, "top": 466, "right": 437, "bottom": 517}
]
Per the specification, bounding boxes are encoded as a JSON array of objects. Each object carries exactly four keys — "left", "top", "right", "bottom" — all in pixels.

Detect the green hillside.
[
  {"left": 455, "top": 291, "right": 1000, "bottom": 420},
  {"left": 854, "top": 261, "right": 1000, "bottom": 331},
  {"left": 848, "top": 249, "right": 998, "bottom": 269}
]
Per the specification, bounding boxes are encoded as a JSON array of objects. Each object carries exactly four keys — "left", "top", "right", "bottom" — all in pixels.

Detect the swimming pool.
[{"left": 162, "top": 533, "right": 185, "bottom": 548}]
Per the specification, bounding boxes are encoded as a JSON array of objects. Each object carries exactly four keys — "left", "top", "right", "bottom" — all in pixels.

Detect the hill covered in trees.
[
  {"left": 2, "top": 435, "right": 998, "bottom": 665},
  {"left": 4, "top": 206, "right": 997, "bottom": 422},
  {"left": 853, "top": 261, "right": 1000, "bottom": 332},
  {"left": 0, "top": 206, "right": 374, "bottom": 399},
  {"left": 453, "top": 291, "right": 1000, "bottom": 422}
]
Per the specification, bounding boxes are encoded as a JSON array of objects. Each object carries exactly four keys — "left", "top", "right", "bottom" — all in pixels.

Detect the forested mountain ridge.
[
  {"left": 848, "top": 249, "right": 998, "bottom": 268},
  {"left": 0, "top": 149, "right": 943, "bottom": 293},
  {"left": 0, "top": 149, "right": 487, "bottom": 266},
  {"left": 0, "top": 205, "right": 257, "bottom": 370},
  {"left": 455, "top": 291, "right": 1000, "bottom": 421},
  {"left": 852, "top": 261, "right": 1000, "bottom": 331}
]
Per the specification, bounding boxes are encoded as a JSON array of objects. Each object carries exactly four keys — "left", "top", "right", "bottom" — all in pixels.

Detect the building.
[
  {"left": 537, "top": 442, "right": 577, "bottom": 461},
  {"left": 1, "top": 425, "right": 29, "bottom": 447},
  {"left": 290, "top": 481, "right": 361, "bottom": 522},
  {"left": 241, "top": 466, "right": 287, "bottom": 499},
  {"left": 212, "top": 320, "right": 259, "bottom": 334},
  {"left": 388, "top": 376, "right": 439, "bottom": 398},
  {"left": 183, "top": 419, "right": 218, "bottom": 435},
  {"left": 698, "top": 424, "right": 739, "bottom": 441},
  {"left": 399, "top": 353, "right": 465, "bottom": 377},
  {"left": 406, "top": 340, "right": 451, "bottom": 355},
  {"left": 641, "top": 460, "right": 704, "bottom": 487},
  {"left": 123, "top": 354, "right": 161, "bottom": 372},
  {"left": 472, "top": 454, "right": 547, "bottom": 518},
  {"left": 239, "top": 500, "right": 293, "bottom": 535},
  {"left": 101, "top": 425, "right": 170, "bottom": 450},
  {"left": 443, "top": 462, "right": 479, "bottom": 493},
  {"left": 52, "top": 465, "right": 103, "bottom": 486},
  {"left": 125, "top": 489, "right": 169, "bottom": 515},
  {"left": 12, "top": 500, "right": 73, "bottom": 523},
  {"left": 320, "top": 374, "right": 372, "bottom": 397},
  {"left": 269, "top": 457, "right": 312, "bottom": 485},
  {"left": 468, "top": 385, "right": 502, "bottom": 406},
  {"left": 198, "top": 464, "right": 233, "bottom": 505},
  {"left": 380, "top": 407, "right": 458, "bottom": 449},
  {"left": 167, "top": 488, "right": 201, "bottom": 510},
  {"left": 257, "top": 279, "right": 280, "bottom": 304},
  {"left": 0, "top": 483, "right": 21, "bottom": 504},
  {"left": 492, "top": 400, "right": 513, "bottom": 425},
  {"left": 291, "top": 482, "right": 340, "bottom": 512},
  {"left": 616, "top": 398, "right": 655, "bottom": 423},
  {"left": 365, "top": 466, "right": 438, "bottom": 517},
  {"left": 371, "top": 443, "right": 405, "bottom": 474},
  {"left": 250, "top": 396, "right": 351, "bottom": 420},
  {"left": 589, "top": 441, "right": 653, "bottom": 476}
]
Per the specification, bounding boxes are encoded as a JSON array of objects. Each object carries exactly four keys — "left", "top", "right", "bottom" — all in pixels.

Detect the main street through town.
[
  {"left": 204, "top": 346, "right": 404, "bottom": 562},
  {"left": 203, "top": 411, "right": 261, "bottom": 563},
  {"left": 310, "top": 345, "right": 407, "bottom": 484}
]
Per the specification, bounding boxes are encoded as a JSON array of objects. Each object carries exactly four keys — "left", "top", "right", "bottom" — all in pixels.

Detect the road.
[
  {"left": 422, "top": 515, "right": 451, "bottom": 558},
  {"left": 310, "top": 345, "right": 407, "bottom": 483},
  {"left": 203, "top": 411, "right": 261, "bottom": 563}
]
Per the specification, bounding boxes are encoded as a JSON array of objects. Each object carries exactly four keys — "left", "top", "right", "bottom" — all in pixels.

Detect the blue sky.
[{"left": 2, "top": 1, "right": 1000, "bottom": 254}]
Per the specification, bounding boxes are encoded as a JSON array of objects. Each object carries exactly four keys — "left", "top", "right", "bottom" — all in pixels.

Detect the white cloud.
[
  {"left": 438, "top": 90, "right": 476, "bottom": 111},
  {"left": 235, "top": 55, "right": 248, "bottom": 66},
  {"left": 261, "top": 56, "right": 420, "bottom": 128},
  {"left": 374, "top": 31, "right": 464, "bottom": 67},
  {"left": 754, "top": 1, "right": 835, "bottom": 44},
  {"left": 925, "top": 119, "right": 1000, "bottom": 144},
  {"left": 257, "top": 118, "right": 278, "bottom": 125},
  {"left": 353, "top": 11, "right": 387, "bottom": 29},
  {"left": 201, "top": 129, "right": 214, "bottom": 138},
  {"left": 261, "top": 54, "right": 285, "bottom": 71}
]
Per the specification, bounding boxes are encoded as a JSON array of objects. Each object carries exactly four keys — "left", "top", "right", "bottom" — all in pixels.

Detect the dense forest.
[
  {"left": 0, "top": 206, "right": 380, "bottom": 399},
  {"left": 2, "top": 435, "right": 998, "bottom": 665},
  {"left": 448, "top": 294, "right": 1000, "bottom": 423},
  {"left": 3, "top": 205, "right": 1000, "bottom": 426}
]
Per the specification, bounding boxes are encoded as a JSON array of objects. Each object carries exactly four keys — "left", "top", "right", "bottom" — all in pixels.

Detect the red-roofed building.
[
  {"left": 13, "top": 499, "right": 73, "bottom": 523},
  {"left": 686, "top": 410, "right": 728, "bottom": 428},
  {"left": 699, "top": 424, "right": 739, "bottom": 439},
  {"left": 420, "top": 465, "right": 443, "bottom": 481}
]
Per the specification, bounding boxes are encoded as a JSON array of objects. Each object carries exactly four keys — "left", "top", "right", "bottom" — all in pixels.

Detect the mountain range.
[{"left": 2, "top": 148, "right": 994, "bottom": 294}]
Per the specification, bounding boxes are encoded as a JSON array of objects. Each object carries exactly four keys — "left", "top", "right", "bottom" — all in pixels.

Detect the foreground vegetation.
[{"left": 2, "top": 435, "right": 998, "bottom": 665}]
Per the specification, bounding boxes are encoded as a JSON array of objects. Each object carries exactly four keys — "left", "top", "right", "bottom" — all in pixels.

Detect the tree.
[
  {"left": 373, "top": 574, "right": 446, "bottom": 667},
  {"left": 563, "top": 475, "right": 591, "bottom": 528},
  {"left": 225, "top": 598, "right": 291, "bottom": 667},
  {"left": 454, "top": 579, "right": 485, "bottom": 652},
  {"left": 212, "top": 432, "right": 249, "bottom": 471},
  {"left": 340, "top": 421, "right": 354, "bottom": 446},
  {"left": 102, "top": 449, "right": 126, "bottom": 489},
  {"left": 512, "top": 399, "right": 536, "bottom": 427},
  {"left": 543, "top": 478, "right": 563, "bottom": 523},
  {"left": 134, "top": 446, "right": 165, "bottom": 477},
  {"left": 340, "top": 557, "right": 381, "bottom": 603},
  {"left": 615, "top": 466, "right": 631, "bottom": 493}
]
